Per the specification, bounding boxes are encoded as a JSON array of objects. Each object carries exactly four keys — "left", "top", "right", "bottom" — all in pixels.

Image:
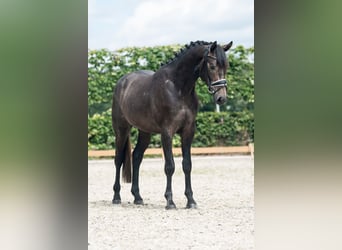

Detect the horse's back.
[
  {"left": 136, "top": 70, "right": 155, "bottom": 76},
  {"left": 114, "top": 70, "right": 154, "bottom": 104},
  {"left": 116, "top": 70, "right": 154, "bottom": 89}
]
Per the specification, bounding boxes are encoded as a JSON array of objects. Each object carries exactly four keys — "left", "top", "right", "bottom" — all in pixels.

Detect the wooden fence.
[{"left": 88, "top": 144, "right": 254, "bottom": 158}]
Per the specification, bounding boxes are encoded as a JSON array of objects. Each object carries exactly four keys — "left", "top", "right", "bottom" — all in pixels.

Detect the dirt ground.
[{"left": 88, "top": 155, "right": 254, "bottom": 250}]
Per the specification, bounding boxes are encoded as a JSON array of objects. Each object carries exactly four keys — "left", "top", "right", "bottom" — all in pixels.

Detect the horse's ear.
[
  {"left": 209, "top": 41, "right": 217, "bottom": 52},
  {"left": 222, "top": 41, "right": 233, "bottom": 51}
]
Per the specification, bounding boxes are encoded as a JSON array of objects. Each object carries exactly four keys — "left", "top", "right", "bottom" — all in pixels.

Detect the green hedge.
[
  {"left": 88, "top": 45, "right": 254, "bottom": 115},
  {"left": 88, "top": 44, "right": 254, "bottom": 150},
  {"left": 88, "top": 110, "right": 253, "bottom": 150},
  {"left": 194, "top": 111, "right": 254, "bottom": 147}
]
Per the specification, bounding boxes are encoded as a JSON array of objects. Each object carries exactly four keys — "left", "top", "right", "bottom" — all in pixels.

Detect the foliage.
[
  {"left": 88, "top": 44, "right": 254, "bottom": 149},
  {"left": 88, "top": 44, "right": 254, "bottom": 114},
  {"left": 194, "top": 111, "right": 254, "bottom": 147},
  {"left": 225, "top": 46, "right": 254, "bottom": 112},
  {"left": 88, "top": 45, "right": 180, "bottom": 116},
  {"left": 88, "top": 110, "right": 114, "bottom": 150},
  {"left": 88, "top": 110, "right": 253, "bottom": 150}
]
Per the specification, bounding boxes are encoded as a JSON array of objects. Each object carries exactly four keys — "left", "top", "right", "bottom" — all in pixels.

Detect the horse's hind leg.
[
  {"left": 112, "top": 125, "right": 131, "bottom": 204},
  {"left": 131, "top": 130, "right": 151, "bottom": 204}
]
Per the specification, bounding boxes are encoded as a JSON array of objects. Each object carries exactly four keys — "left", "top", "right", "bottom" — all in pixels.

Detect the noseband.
[
  {"left": 208, "top": 78, "right": 227, "bottom": 94},
  {"left": 198, "top": 53, "right": 227, "bottom": 95}
]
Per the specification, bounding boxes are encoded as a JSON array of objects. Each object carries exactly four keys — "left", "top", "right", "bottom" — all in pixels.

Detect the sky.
[{"left": 88, "top": 0, "right": 254, "bottom": 50}]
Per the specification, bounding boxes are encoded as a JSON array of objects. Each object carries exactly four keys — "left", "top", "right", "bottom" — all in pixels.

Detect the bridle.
[
  {"left": 208, "top": 78, "right": 227, "bottom": 95},
  {"left": 198, "top": 51, "right": 227, "bottom": 95}
]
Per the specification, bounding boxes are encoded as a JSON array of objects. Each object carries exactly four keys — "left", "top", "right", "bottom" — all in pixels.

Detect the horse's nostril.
[{"left": 216, "top": 96, "right": 226, "bottom": 105}]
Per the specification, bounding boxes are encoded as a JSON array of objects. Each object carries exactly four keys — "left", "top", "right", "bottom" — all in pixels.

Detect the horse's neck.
[{"left": 169, "top": 47, "right": 205, "bottom": 94}]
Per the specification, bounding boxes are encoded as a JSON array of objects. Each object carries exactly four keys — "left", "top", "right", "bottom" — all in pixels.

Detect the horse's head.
[{"left": 199, "top": 41, "right": 233, "bottom": 105}]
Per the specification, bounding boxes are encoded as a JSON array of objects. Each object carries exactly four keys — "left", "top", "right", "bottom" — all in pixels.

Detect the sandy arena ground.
[{"left": 88, "top": 155, "right": 254, "bottom": 250}]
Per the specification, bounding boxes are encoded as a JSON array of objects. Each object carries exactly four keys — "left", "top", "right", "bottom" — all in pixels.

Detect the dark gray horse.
[{"left": 112, "top": 40, "right": 233, "bottom": 209}]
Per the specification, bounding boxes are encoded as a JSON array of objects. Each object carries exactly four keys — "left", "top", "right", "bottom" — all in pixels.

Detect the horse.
[{"left": 111, "top": 40, "right": 233, "bottom": 209}]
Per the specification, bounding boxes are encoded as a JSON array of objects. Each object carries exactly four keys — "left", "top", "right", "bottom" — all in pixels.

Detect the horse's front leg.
[
  {"left": 181, "top": 127, "right": 197, "bottom": 209},
  {"left": 161, "top": 131, "right": 176, "bottom": 209}
]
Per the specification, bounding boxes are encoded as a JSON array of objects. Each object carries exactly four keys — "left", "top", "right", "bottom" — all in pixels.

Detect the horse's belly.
[
  {"left": 128, "top": 118, "right": 161, "bottom": 134},
  {"left": 121, "top": 101, "right": 161, "bottom": 133}
]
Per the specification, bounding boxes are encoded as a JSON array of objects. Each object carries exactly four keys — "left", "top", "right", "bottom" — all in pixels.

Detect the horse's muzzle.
[
  {"left": 210, "top": 79, "right": 227, "bottom": 105},
  {"left": 215, "top": 95, "right": 227, "bottom": 105}
]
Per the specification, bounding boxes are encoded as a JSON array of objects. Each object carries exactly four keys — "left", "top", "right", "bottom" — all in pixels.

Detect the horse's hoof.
[
  {"left": 134, "top": 199, "right": 144, "bottom": 205},
  {"left": 165, "top": 204, "right": 177, "bottom": 210},
  {"left": 165, "top": 201, "right": 177, "bottom": 210},
  {"left": 112, "top": 199, "right": 121, "bottom": 204},
  {"left": 186, "top": 202, "right": 197, "bottom": 209}
]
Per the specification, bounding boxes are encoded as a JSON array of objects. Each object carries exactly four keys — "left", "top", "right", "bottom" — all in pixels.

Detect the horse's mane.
[{"left": 160, "top": 40, "right": 226, "bottom": 67}]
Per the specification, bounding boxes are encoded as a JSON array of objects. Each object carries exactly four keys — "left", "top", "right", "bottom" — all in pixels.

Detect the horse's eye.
[{"left": 210, "top": 65, "right": 216, "bottom": 70}]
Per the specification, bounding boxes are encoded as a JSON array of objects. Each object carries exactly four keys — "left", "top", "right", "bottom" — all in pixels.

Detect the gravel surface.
[{"left": 88, "top": 156, "right": 254, "bottom": 250}]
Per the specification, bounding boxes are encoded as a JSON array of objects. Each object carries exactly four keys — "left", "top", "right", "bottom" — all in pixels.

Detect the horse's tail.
[{"left": 122, "top": 137, "right": 132, "bottom": 183}]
